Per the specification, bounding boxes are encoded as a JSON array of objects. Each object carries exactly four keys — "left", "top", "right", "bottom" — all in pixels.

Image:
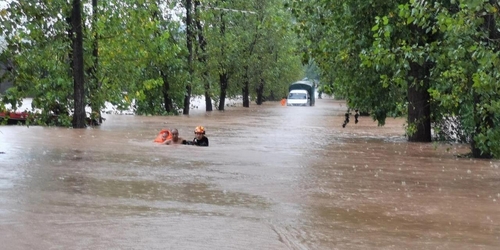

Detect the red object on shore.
[{"left": 0, "top": 111, "right": 30, "bottom": 123}]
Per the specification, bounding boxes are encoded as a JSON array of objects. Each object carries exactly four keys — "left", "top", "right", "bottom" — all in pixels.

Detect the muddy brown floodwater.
[{"left": 1, "top": 98, "right": 499, "bottom": 250}]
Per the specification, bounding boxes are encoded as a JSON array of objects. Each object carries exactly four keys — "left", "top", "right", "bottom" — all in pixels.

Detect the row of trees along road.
[
  {"left": 291, "top": 0, "right": 500, "bottom": 159},
  {"left": 0, "top": 0, "right": 303, "bottom": 126},
  {"left": 1, "top": 0, "right": 499, "bottom": 159}
]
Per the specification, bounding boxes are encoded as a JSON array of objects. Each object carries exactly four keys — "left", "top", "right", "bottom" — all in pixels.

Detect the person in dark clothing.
[{"left": 182, "top": 125, "right": 209, "bottom": 146}]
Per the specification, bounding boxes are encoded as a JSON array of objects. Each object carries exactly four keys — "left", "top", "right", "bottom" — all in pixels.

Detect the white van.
[{"left": 287, "top": 89, "right": 310, "bottom": 106}]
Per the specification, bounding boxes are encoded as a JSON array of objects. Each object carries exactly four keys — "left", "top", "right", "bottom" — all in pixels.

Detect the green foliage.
[
  {"left": 0, "top": 0, "right": 74, "bottom": 125},
  {"left": 1, "top": 0, "right": 307, "bottom": 124},
  {"left": 95, "top": 0, "right": 187, "bottom": 115},
  {"left": 291, "top": 0, "right": 500, "bottom": 157},
  {"left": 304, "top": 60, "right": 320, "bottom": 81},
  {"left": 291, "top": 0, "right": 405, "bottom": 125},
  {"left": 194, "top": 0, "right": 302, "bottom": 104},
  {"left": 0, "top": 0, "right": 188, "bottom": 120},
  {"left": 423, "top": 1, "right": 500, "bottom": 157}
]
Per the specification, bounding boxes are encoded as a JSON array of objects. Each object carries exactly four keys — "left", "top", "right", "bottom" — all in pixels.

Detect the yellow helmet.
[{"left": 194, "top": 126, "right": 205, "bottom": 134}]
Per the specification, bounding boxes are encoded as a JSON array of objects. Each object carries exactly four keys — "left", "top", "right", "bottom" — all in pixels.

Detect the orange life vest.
[{"left": 154, "top": 129, "right": 173, "bottom": 143}]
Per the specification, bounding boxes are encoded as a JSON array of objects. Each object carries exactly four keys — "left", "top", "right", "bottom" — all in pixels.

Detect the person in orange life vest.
[
  {"left": 183, "top": 126, "right": 209, "bottom": 146},
  {"left": 153, "top": 129, "right": 172, "bottom": 144}
]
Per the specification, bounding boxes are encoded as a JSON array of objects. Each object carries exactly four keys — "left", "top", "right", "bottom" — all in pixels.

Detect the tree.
[
  {"left": 366, "top": 0, "right": 500, "bottom": 157},
  {"left": 1, "top": 1, "right": 77, "bottom": 126},
  {"left": 88, "top": 0, "right": 102, "bottom": 124},
  {"left": 193, "top": 0, "right": 301, "bottom": 110},
  {"left": 130, "top": 0, "right": 185, "bottom": 115},
  {"left": 194, "top": 0, "right": 213, "bottom": 111},
  {"left": 291, "top": 0, "right": 500, "bottom": 157},
  {"left": 71, "top": 0, "right": 86, "bottom": 128},
  {"left": 183, "top": 0, "right": 194, "bottom": 114},
  {"left": 1, "top": 0, "right": 305, "bottom": 124},
  {"left": 0, "top": 0, "right": 186, "bottom": 122},
  {"left": 291, "top": 0, "right": 405, "bottom": 125}
]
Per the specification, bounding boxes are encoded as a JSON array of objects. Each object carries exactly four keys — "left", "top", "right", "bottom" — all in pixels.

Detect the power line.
[{"left": 201, "top": 6, "right": 257, "bottom": 15}]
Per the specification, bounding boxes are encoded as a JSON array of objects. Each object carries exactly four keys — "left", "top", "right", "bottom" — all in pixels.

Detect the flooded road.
[{"left": 1, "top": 98, "right": 499, "bottom": 249}]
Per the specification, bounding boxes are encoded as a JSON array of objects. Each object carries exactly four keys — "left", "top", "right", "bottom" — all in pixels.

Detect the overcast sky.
[
  {"left": 0, "top": 1, "right": 8, "bottom": 52},
  {"left": 0, "top": 36, "right": 5, "bottom": 52}
]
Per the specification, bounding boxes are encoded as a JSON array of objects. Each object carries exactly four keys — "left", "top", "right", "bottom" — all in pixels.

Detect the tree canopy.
[
  {"left": 290, "top": 0, "right": 500, "bottom": 158},
  {"left": 0, "top": 0, "right": 303, "bottom": 122},
  {"left": 2, "top": 0, "right": 499, "bottom": 158}
]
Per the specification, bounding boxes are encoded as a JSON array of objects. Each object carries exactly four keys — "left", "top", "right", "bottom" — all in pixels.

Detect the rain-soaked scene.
[{"left": 1, "top": 97, "right": 499, "bottom": 250}]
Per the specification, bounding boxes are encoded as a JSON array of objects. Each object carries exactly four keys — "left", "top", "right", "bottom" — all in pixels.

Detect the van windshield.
[{"left": 288, "top": 93, "right": 307, "bottom": 99}]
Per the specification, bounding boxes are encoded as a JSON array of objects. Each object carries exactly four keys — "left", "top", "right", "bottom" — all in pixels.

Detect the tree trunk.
[
  {"left": 160, "top": 71, "right": 174, "bottom": 113},
  {"left": 183, "top": 0, "right": 194, "bottom": 115},
  {"left": 90, "top": 0, "right": 102, "bottom": 125},
  {"left": 71, "top": 0, "right": 86, "bottom": 128},
  {"left": 242, "top": 66, "right": 250, "bottom": 107},
  {"left": 241, "top": 24, "right": 260, "bottom": 108},
  {"left": 204, "top": 84, "right": 212, "bottom": 111},
  {"left": 242, "top": 82, "right": 250, "bottom": 107},
  {"left": 216, "top": 10, "right": 229, "bottom": 111},
  {"left": 218, "top": 72, "right": 228, "bottom": 110},
  {"left": 407, "top": 61, "right": 431, "bottom": 142},
  {"left": 194, "top": 0, "right": 212, "bottom": 112},
  {"left": 149, "top": 8, "right": 175, "bottom": 114},
  {"left": 256, "top": 79, "right": 264, "bottom": 105}
]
